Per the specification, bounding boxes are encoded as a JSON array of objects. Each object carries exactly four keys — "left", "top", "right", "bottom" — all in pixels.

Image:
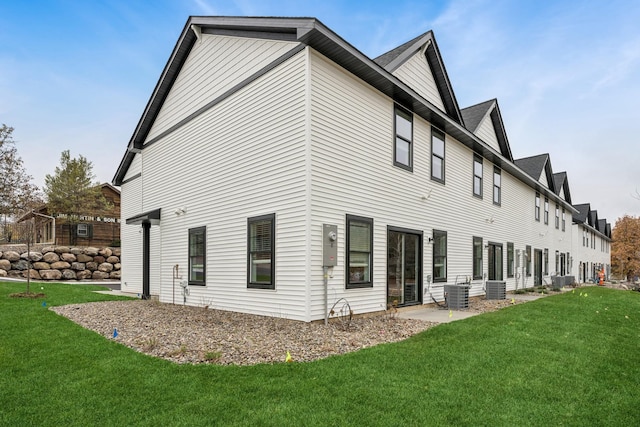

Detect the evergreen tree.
[{"left": 44, "top": 150, "right": 110, "bottom": 244}]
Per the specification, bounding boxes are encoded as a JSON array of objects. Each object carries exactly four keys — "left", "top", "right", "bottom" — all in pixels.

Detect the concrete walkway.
[{"left": 397, "top": 292, "right": 549, "bottom": 323}]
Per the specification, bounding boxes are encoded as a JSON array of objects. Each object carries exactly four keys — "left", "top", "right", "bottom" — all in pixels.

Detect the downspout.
[{"left": 142, "top": 222, "right": 151, "bottom": 299}]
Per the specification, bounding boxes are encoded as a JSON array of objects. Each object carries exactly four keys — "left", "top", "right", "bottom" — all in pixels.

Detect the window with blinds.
[
  {"left": 248, "top": 214, "right": 275, "bottom": 289},
  {"left": 346, "top": 215, "right": 373, "bottom": 288}
]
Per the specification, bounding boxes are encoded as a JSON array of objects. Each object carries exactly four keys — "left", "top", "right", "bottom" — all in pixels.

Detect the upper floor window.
[
  {"left": 562, "top": 209, "right": 566, "bottom": 231},
  {"left": 431, "top": 128, "right": 445, "bottom": 183},
  {"left": 555, "top": 204, "right": 560, "bottom": 229},
  {"left": 473, "top": 155, "right": 483, "bottom": 198},
  {"left": 346, "top": 215, "right": 373, "bottom": 288},
  {"left": 473, "top": 236, "right": 483, "bottom": 280},
  {"left": 189, "top": 226, "right": 206, "bottom": 285},
  {"left": 493, "top": 167, "right": 501, "bottom": 205},
  {"left": 394, "top": 107, "right": 413, "bottom": 171},
  {"left": 433, "top": 230, "right": 447, "bottom": 282},
  {"left": 535, "top": 193, "right": 540, "bottom": 221},
  {"left": 544, "top": 198, "right": 549, "bottom": 224},
  {"left": 248, "top": 214, "right": 275, "bottom": 289}
]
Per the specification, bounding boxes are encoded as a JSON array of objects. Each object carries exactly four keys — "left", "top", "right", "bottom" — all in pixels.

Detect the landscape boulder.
[
  {"left": 106, "top": 256, "right": 120, "bottom": 264},
  {"left": 40, "top": 270, "right": 62, "bottom": 280},
  {"left": 11, "top": 260, "right": 30, "bottom": 271},
  {"left": 92, "top": 271, "right": 109, "bottom": 280},
  {"left": 76, "top": 270, "right": 92, "bottom": 280},
  {"left": 42, "top": 252, "right": 60, "bottom": 263},
  {"left": 24, "top": 269, "right": 41, "bottom": 280},
  {"left": 86, "top": 262, "right": 98, "bottom": 271},
  {"left": 60, "top": 253, "right": 77, "bottom": 263},
  {"left": 77, "top": 254, "right": 93, "bottom": 263},
  {"left": 84, "top": 247, "right": 99, "bottom": 256},
  {"left": 93, "top": 256, "right": 106, "bottom": 264},
  {"left": 0, "top": 269, "right": 6, "bottom": 277},
  {"left": 50, "top": 261, "right": 71, "bottom": 270},
  {"left": 3, "top": 251, "right": 20, "bottom": 262},
  {"left": 0, "top": 259, "right": 11, "bottom": 271},
  {"left": 98, "top": 262, "right": 114, "bottom": 273},
  {"left": 112, "top": 248, "right": 121, "bottom": 257},
  {"left": 33, "top": 262, "right": 51, "bottom": 270},
  {"left": 99, "top": 248, "right": 112, "bottom": 257},
  {"left": 70, "top": 247, "right": 83, "bottom": 255},
  {"left": 54, "top": 246, "right": 70, "bottom": 254},
  {"left": 110, "top": 271, "right": 121, "bottom": 280},
  {"left": 71, "top": 262, "right": 85, "bottom": 271},
  {"left": 62, "top": 269, "right": 77, "bottom": 280},
  {"left": 21, "top": 251, "right": 43, "bottom": 262}
]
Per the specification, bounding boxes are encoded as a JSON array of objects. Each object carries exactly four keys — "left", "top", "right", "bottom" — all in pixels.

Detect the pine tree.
[{"left": 44, "top": 150, "right": 111, "bottom": 244}]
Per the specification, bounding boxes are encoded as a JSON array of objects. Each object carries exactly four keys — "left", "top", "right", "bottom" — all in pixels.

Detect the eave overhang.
[
  {"left": 111, "top": 16, "right": 577, "bottom": 213},
  {"left": 126, "top": 208, "right": 161, "bottom": 226}
]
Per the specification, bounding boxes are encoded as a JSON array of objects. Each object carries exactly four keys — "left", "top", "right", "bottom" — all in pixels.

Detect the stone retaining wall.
[{"left": 0, "top": 246, "right": 121, "bottom": 280}]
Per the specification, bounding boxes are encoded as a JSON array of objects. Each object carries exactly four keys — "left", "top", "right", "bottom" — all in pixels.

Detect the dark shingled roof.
[
  {"left": 552, "top": 172, "right": 571, "bottom": 204},
  {"left": 572, "top": 203, "right": 590, "bottom": 224},
  {"left": 373, "top": 31, "right": 429, "bottom": 68},
  {"left": 372, "top": 31, "right": 462, "bottom": 124},
  {"left": 461, "top": 99, "right": 494, "bottom": 132},
  {"left": 514, "top": 154, "right": 553, "bottom": 189},
  {"left": 598, "top": 219, "right": 607, "bottom": 233}
]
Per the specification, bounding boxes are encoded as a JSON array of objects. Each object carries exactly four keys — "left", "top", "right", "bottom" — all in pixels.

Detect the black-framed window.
[
  {"left": 433, "top": 230, "right": 447, "bottom": 282},
  {"left": 555, "top": 250, "right": 560, "bottom": 275},
  {"left": 555, "top": 204, "right": 560, "bottom": 229},
  {"left": 535, "top": 193, "right": 540, "bottom": 221},
  {"left": 473, "top": 154, "right": 483, "bottom": 198},
  {"left": 488, "top": 242, "right": 503, "bottom": 281},
  {"left": 507, "top": 242, "right": 514, "bottom": 278},
  {"left": 526, "top": 245, "right": 532, "bottom": 277},
  {"left": 473, "top": 236, "right": 483, "bottom": 280},
  {"left": 562, "top": 208, "right": 566, "bottom": 231},
  {"left": 346, "top": 215, "right": 373, "bottom": 288},
  {"left": 431, "top": 128, "right": 445, "bottom": 183},
  {"left": 188, "top": 226, "right": 206, "bottom": 285},
  {"left": 583, "top": 228, "right": 587, "bottom": 246},
  {"left": 394, "top": 107, "right": 413, "bottom": 171},
  {"left": 544, "top": 197, "right": 549, "bottom": 224},
  {"left": 247, "top": 214, "right": 275, "bottom": 289},
  {"left": 493, "top": 167, "right": 501, "bottom": 205},
  {"left": 544, "top": 248, "right": 549, "bottom": 275}
]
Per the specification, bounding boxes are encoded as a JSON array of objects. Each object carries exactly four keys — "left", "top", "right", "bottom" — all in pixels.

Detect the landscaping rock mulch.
[
  {"left": 51, "top": 293, "right": 554, "bottom": 366},
  {"left": 52, "top": 301, "right": 438, "bottom": 366}
]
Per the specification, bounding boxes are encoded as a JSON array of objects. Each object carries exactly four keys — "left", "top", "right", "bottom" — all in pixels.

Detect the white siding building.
[{"left": 114, "top": 17, "right": 610, "bottom": 322}]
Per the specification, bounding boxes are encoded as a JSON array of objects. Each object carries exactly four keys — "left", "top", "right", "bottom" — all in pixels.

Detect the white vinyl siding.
[
  {"left": 137, "top": 48, "right": 308, "bottom": 320},
  {"left": 147, "top": 34, "right": 298, "bottom": 141},
  {"left": 392, "top": 51, "right": 446, "bottom": 111},
  {"left": 120, "top": 171, "right": 142, "bottom": 294},
  {"left": 475, "top": 113, "right": 501, "bottom": 153}
]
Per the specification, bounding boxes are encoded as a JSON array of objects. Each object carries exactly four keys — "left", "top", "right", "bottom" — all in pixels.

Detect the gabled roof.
[
  {"left": 373, "top": 31, "right": 463, "bottom": 123},
  {"left": 111, "top": 16, "right": 577, "bottom": 215},
  {"left": 552, "top": 172, "right": 571, "bottom": 204},
  {"left": 605, "top": 223, "right": 611, "bottom": 238},
  {"left": 572, "top": 203, "right": 590, "bottom": 224},
  {"left": 514, "top": 154, "right": 555, "bottom": 192},
  {"left": 590, "top": 210, "right": 599, "bottom": 228},
  {"left": 461, "top": 99, "right": 513, "bottom": 162},
  {"left": 598, "top": 219, "right": 607, "bottom": 234}
]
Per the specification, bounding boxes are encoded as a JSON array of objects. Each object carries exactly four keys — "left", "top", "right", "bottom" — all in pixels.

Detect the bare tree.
[{"left": 0, "top": 124, "right": 40, "bottom": 239}]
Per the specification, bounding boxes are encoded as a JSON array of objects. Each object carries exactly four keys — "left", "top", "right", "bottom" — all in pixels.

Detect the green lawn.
[{"left": 1, "top": 282, "right": 639, "bottom": 426}]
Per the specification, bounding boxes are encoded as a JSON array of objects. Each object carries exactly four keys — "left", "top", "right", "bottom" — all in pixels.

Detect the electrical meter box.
[{"left": 322, "top": 224, "right": 338, "bottom": 267}]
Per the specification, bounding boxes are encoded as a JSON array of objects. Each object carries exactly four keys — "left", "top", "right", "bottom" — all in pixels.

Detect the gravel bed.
[{"left": 51, "top": 296, "right": 536, "bottom": 366}]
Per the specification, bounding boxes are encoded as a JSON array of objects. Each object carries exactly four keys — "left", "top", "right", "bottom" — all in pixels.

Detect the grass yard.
[{"left": 1, "top": 282, "right": 639, "bottom": 426}]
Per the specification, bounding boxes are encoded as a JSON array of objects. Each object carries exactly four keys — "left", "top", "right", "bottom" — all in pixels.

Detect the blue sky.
[{"left": 1, "top": 0, "right": 639, "bottom": 224}]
